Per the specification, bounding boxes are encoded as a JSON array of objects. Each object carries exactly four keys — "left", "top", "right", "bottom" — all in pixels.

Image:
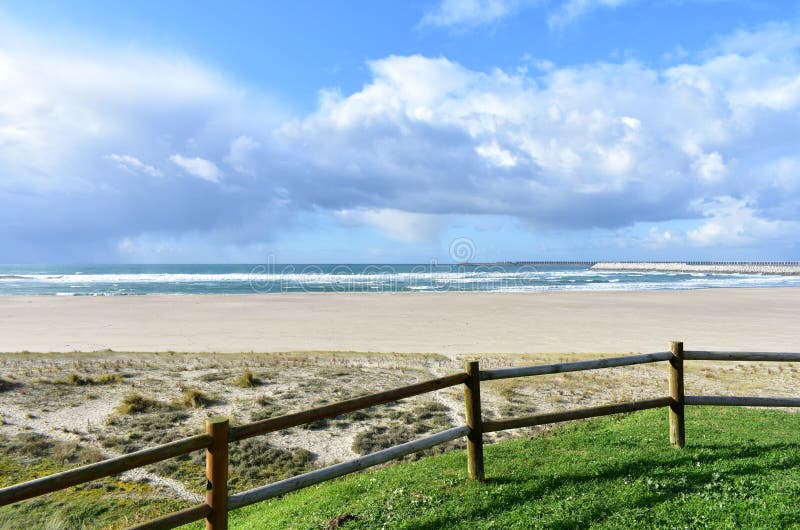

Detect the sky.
[{"left": 1, "top": 1, "right": 800, "bottom": 263}]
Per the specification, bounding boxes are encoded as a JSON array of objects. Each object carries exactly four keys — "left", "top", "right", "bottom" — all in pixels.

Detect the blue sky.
[{"left": 1, "top": 1, "right": 800, "bottom": 263}]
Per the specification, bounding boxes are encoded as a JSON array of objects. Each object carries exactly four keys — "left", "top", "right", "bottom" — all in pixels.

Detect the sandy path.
[{"left": 1, "top": 288, "right": 799, "bottom": 354}]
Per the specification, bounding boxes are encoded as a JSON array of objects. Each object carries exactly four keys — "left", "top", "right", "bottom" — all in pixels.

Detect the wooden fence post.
[
  {"left": 669, "top": 341, "right": 685, "bottom": 448},
  {"left": 205, "top": 417, "right": 229, "bottom": 530},
  {"left": 464, "top": 360, "right": 485, "bottom": 481}
]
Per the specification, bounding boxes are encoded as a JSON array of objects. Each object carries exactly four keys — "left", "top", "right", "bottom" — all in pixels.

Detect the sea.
[{"left": 1, "top": 263, "right": 800, "bottom": 296}]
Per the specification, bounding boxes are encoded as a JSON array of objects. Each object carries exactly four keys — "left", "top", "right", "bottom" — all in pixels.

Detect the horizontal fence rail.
[
  {"left": 228, "top": 426, "right": 470, "bottom": 510},
  {"left": 231, "top": 372, "right": 468, "bottom": 441},
  {"left": 683, "top": 351, "right": 800, "bottom": 362},
  {"left": 1, "top": 343, "right": 798, "bottom": 530},
  {"left": 480, "top": 352, "right": 672, "bottom": 381},
  {"left": 685, "top": 396, "right": 800, "bottom": 407},
  {"left": 483, "top": 397, "right": 673, "bottom": 433},
  {"left": 0, "top": 433, "right": 211, "bottom": 507}
]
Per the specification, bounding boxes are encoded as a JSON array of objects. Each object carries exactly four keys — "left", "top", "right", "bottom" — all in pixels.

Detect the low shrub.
[
  {"left": 251, "top": 396, "right": 285, "bottom": 421},
  {"left": 102, "top": 411, "right": 191, "bottom": 453},
  {"left": 226, "top": 438, "right": 315, "bottom": 488},
  {"left": 0, "top": 432, "right": 104, "bottom": 465},
  {"left": 0, "top": 377, "right": 21, "bottom": 392},
  {"left": 352, "top": 401, "right": 455, "bottom": 455}
]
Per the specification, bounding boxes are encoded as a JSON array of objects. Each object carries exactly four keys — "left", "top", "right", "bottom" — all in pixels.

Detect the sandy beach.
[
  {"left": 1, "top": 288, "right": 798, "bottom": 354},
  {"left": 2, "top": 287, "right": 800, "bottom": 521}
]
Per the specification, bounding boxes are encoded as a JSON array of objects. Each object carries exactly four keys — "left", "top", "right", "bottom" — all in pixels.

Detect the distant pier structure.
[
  {"left": 469, "top": 261, "right": 799, "bottom": 266},
  {"left": 465, "top": 261, "right": 800, "bottom": 275},
  {"left": 468, "top": 261, "right": 598, "bottom": 266}
]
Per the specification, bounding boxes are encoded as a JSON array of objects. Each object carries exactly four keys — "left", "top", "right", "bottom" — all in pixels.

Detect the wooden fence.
[{"left": 1, "top": 341, "right": 800, "bottom": 529}]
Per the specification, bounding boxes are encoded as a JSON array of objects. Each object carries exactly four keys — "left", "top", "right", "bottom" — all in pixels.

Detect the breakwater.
[{"left": 592, "top": 262, "right": 800, "bottom": 275}]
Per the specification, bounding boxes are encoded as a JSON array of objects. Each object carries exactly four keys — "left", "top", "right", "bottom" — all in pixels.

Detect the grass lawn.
[{"left": 230, "top": 406, "right": 800, "bottom": 529}]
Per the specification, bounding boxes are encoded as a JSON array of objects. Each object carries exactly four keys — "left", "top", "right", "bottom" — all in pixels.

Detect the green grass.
[{"left": 230, "top": 407, "right": 800, "bottom": 529}]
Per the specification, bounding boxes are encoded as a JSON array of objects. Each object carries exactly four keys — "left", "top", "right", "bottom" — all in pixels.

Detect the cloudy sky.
[{"left": 1, "top": 1, "right": 800, "bottom": 263}]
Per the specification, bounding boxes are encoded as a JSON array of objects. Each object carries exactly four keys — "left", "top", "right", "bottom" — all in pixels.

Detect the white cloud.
[
  {"left": 0, "top": 22, "right": 283, "bottom": 195},
  {"left": 419, "top": 0, "right": 635, "bottom": 31},
  {"left": 730, "top": 74, "right": 800, "bottom": 111},
  {"left": 169, "top": 154, "right": 223, "bottom": 183},
  {"left": 765, "top": 157, "right": 800, "bottom": 192},
  {"left": 687, "top": 197, "right": 800, "bottom": 247},
  {"left": 226, "top": 135, "right": 262, "bottom": 176},
  {"left": 691, "top": 151, "right": 727, "bottom": 184},
  {"left": 0, "top": 22, "right": 288, "bottom": 261},
  {"left": 548, "top": 0, "right": 631, "bottom": 30},
  {"left": 267, "top": 23, "right": 800, "bottom": 236},
  {"left": 270, "top": 55, "right": 701, "bottom": 219},
  {"left": 713, "top": 22, "right": 800, "bottom": 57},
  {"left": 4, "top": 18, "right": 800, "bottom": 259},
  {"left": 419, "top": 0, "right": 526, "bottom": 29},
  {"left": 476, "top": 141, "right": 518, "bottom": 167},
  {"left": 105, "top": 154, "right": 162, "bottom": 177},
  {"left": 645, "top": 226, "right": 681, "bottom": 248},
  {"left": 336, "top": 209, "right": 443, "bottom": 242}
]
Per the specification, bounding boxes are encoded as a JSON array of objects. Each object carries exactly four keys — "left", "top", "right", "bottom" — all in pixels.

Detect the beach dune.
[{"left": 1, "top": 288, "right": 798, "bottom": 355}]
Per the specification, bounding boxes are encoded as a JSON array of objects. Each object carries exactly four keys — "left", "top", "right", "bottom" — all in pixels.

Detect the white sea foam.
[
  {"left": 2, "top": 266, "right": 800, "bottom": 294},
  {"left": 0, "top": 271, "right": 540, "bottom": 284}
]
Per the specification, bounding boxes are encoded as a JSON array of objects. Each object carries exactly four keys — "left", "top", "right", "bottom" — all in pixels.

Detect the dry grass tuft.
[
  {"left": 115, "top": 392, "right": 164, "bottom": 414},
  {"left": 181, "top": 388, "right": 216, "bottom": 408},
  {"left": 234, "top": 370, "right": 263, "bottom": 388},
  {"left": 53, "top": 373, "right": 124, "bottom": 386}
]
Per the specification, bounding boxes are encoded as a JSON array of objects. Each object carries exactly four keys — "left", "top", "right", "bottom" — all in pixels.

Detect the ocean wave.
[
  {"left": 0, "top": 271, "right": 545, "bottom": 284},
  {"left": 2, "top": 266, "right": 800, "bottom": 295}
]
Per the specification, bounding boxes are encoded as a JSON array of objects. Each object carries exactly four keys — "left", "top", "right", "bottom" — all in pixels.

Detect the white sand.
[{"left": 1, "top": 288, "right": 798, "bottom": 354}]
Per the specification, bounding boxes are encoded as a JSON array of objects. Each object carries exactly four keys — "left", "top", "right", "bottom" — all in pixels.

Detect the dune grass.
[
  {"left": 0, "top": 432, "right": 186, "bottom": 529},
  {"left": 229, "top": 406, "right": 800, "bottom": 529}
]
